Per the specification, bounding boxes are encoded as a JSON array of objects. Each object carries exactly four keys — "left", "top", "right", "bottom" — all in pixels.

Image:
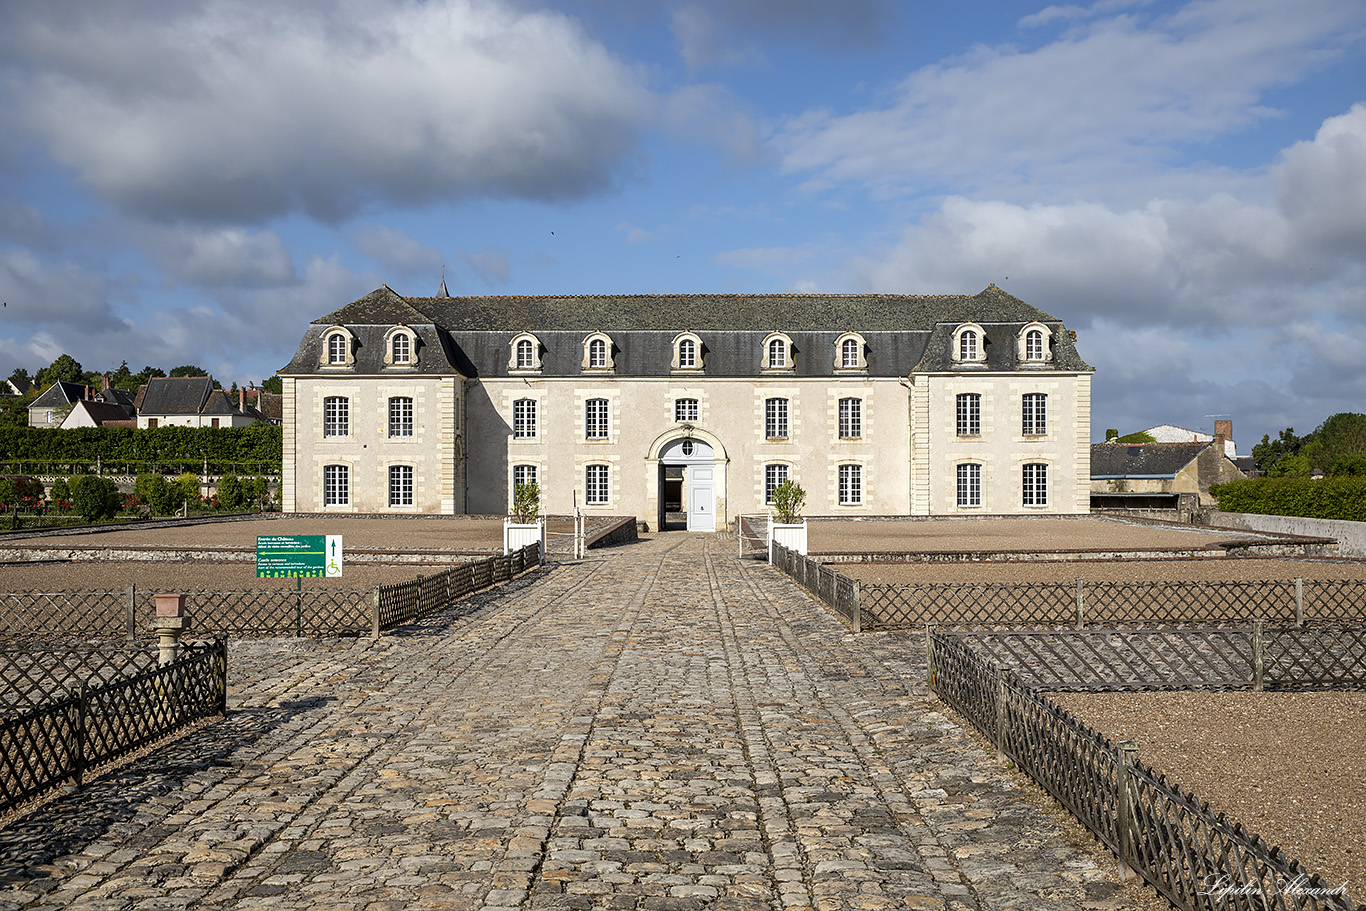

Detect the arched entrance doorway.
[{"left": 658, "top": 436, "right": 717, "bottom": 531}]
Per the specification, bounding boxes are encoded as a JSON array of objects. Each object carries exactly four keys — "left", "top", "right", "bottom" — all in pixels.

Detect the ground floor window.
[
  {"left": 388, "top": 465, "right": 413, "bottom": 507},
  {"left": 585, "top": 464, "right": 609, "bottom": 505},
  {"left": 956, "top": 463, "right": 981, "bottom": 507},
  {"left": 323, "top": 464, "right": 349, "bottom": 506},
  {"left": 764, "top": 463, "right": 788, "bottom": 504},
  {"left": 1022, "top": 462, "right": 1048, "bottom": 507},
  {"left": 838, "top": 464, "right": 862, "bottom": 505},
  {"left": 513, "top": 464, "right": 537, "bottom": 489}
]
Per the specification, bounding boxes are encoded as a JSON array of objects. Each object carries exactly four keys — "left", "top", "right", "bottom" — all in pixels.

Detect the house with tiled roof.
[
  {"left": 28, "top": 381, "right": 89, "bottom": 428},
  {"left": 280, "top": 283, "right": 1095, "bottom": 526},
  {"left": 59, "top": 399, "right": 138, "bottom": 429},
  {"left": 1091, "top": 433, "right": 1245, "bottom": 514},
  {"left": 136, "top": 376, "right": 262, "bottom": 428}
]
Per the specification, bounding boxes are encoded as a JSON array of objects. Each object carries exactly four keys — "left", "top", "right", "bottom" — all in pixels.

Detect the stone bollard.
[{"left": 153, "top": 593, "right": 193, "bottom": 665}]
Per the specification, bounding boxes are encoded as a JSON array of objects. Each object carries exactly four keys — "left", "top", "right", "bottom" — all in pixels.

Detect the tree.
[
  {"left": 512, "top": 481, "right": 540, "bottom": 523},
  {"left": 217, "top": 474, "right": 246, "bottom": 509},
  {"left": 1115, "top": 430, "right": 1157, "bottom": 444},
  {"left": 1252, "top": 427, "right": 1303, "bottom": 472},
  {"left": 175, "top": 472, "right": 201, "bottom": 503},
  {"left": 1267, "top": 453, "right": 1310, "bottom": 478},
  {"left": 134, "top": 473, "right": 183, "bottom": 516},
  {"left": 1104, "top": 428, "right": 1119, "bottom": 442},
  {"left": 136, "top": 366, "right": 167, "bottom": 385},
  {"left": 50, "top": 477, "right": 71, "bottom": 506},
  {"left": 1330, "top": 453, "right": 1366, "bottom": 477},
  {"left": 770, "top": 479, "right": 806, "bottom": 524},
  {"left": 1300, "top": 413, "right": 1366, "bottom": 473},
  {"left": 35, "top": 353, "right": 87, "bottom": 388},
  {"left": 8, "top": 367, "right": 31, "bottom": 387},
  {"left": 260, "top": 375, "right": 283, "bottom": 394},
  {"left": 70, "top": 475, "right": 121, "bottom": 522},
  {"left": 169, "top": 365, "right": 208, "bottom": 378}
]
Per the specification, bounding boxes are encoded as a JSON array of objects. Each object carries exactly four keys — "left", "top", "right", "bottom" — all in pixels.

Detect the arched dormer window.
[
  {"left": 952, "top": 323, "right": 986, "bottom": 367},
  {"left": 383, "top": 325, "right": 419, "bottom": 367},
  {"left": 510, "top": 333, "right": 542, "bottom": 372},
  {"left": 672, "top": 332, "right": 704, "bottom": 372},
  {"left": 763, "top": 332, "right": 794, "bottom": 371},
  {"left": 1017, "top": 322, "right": 1052, "bottom": 365},
  {"left": 834, "top": 332, "right": 867, "bottom": 371},
  {"left": 320, "top": 326, "right": 356, "bottom": 368},
  {"left": 581, "top": 332, "right": 615, "bottom": 371}
]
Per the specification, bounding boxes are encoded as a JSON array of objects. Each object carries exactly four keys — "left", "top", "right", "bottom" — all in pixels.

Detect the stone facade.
[{"left": 281, "top": 284, "right": 1094, "bottom": 526}]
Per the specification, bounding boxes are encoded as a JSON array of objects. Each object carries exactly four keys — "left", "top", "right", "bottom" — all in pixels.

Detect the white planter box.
[
  {"left": 504, "top": 518, "right": 545, "bottom": 562},
  {"left": 769, "top": 519, "right": 808, "bottom": 558}
]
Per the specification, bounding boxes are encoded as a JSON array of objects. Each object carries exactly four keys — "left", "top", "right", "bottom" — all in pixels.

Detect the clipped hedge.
[
  {"left": 0, "top": 425, "right": 281, "bottom": 471},
  {"left": 1210, "top": 477, "right": 1366, "bottom": 521}
]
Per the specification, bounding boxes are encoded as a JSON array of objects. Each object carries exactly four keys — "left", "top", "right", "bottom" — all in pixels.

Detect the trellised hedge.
[
  {"left": 1210, "top": 476, "right": 1366, "bottom": 520},
  {"left": 0, "top": 425, "right": 282, "bottom": 471}
]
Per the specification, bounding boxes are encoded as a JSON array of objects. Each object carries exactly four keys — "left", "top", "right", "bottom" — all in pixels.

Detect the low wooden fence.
[
  {"left": 928, "top": 630, "right": 1361, "bottom": 911},
  {"left": 0, "top": 543, "right": 540, "bottom": 641},
  {"left": 0, "top": 639, "right": 227, "bottom": 816},
  {"left": 765, "top": 547, "right": 1366, "bottom": 631}
]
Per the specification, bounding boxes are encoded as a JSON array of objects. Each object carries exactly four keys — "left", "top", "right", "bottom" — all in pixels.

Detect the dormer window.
[
  {"left": 762, "top": 332, "right": 794, "bottom": 371},
  {"left": 952, "top": 323, "right": 986, "bottom": 367},
  {"left": 834, "top": 332, "right": 867, "bottom": 371},
  {"left": 320, "top": 326, "right": 356, "bottom": 368},
  {"left": 582, "top": 332, "right": 615, "bottom": 371},
  {"left": 1017, "top": 322, "right": 1052, "bottom": 365},
  {"left": 510, "top": 333, "right": 542, "bottom": 372},
  {"left": 672, "top": 332, "right": 704, "bottom": 372},
  {"left": 960, "top": 331, "right": 978, "bottom": 361},
  {"left": 383, "top": 325, "right": 418, "bottom": 367}
]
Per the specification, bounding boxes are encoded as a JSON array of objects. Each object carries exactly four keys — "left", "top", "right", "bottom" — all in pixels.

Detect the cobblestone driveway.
[{"left": 0, "top": 535, "right": 1135, "bottom": 911}]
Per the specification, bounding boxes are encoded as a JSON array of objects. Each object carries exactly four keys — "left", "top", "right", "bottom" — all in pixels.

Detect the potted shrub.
[
  {"left": 768, "top": 479, "right": 808, "bottom": 557},
  {"left": 504, "top": 481, "right": 546, "bottom": 560}
]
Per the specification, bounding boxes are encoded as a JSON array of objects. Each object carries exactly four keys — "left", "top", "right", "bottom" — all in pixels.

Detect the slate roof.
[
  {"left": 30, "top": 381, "right": 88, "bottom": 409},
  {"left": 1090, "top": 443, "right": 1209, "bottom": 479},
  {"left": 139, "top": 376, "right": 215, "bottom": 416},
  {"left": 283, "top": 284, "right": 1092, "bottom": 379},
  {"left": 66, "top": 400, "right": 137, "bottom": 427}
]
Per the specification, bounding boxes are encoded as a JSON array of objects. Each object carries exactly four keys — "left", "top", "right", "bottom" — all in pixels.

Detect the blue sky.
[{"left": 2, "top": 0, "right": 1364, "bottom": 452}]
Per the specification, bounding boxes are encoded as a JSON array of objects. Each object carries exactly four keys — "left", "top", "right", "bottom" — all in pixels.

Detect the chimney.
[
  {"left": 1214, "top": 420, "right": 1233, "bottom": 455},
  {"left": 102, "top": 374, "right": 112, "bottom": 391},
  {"left": 239, "top": 387, "right": 245, "bottom": 410}
]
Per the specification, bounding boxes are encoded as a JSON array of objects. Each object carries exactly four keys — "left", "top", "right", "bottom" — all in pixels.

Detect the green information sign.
[{"left": 256, "top": 535, "right": 343, "bottom": 578}]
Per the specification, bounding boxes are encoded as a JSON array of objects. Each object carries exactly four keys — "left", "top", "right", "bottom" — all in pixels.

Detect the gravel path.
[
  {"left": 1050, "top": 691, "right": 1365, "bottom": 902},
  {"left": 808, "top": 517, "right": 1277, "bottom": 554}
]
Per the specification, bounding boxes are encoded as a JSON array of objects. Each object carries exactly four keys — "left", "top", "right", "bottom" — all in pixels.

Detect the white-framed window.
[
  {"left": 327, "top": 334, "right": 348, "bottom": 365},
  {"left": 515, "top": 338, "right": 536, "bottom": 369},
  {"left": 764, "top": 463, "right": 789, "bottom": 505},
  {"left": 585, "top": 398, "right": 608, "bottom": 439},
  {"left": 1018, "top": 322, "right": 1052, "bottom": 364},
  {"left": 323, "top": 464, "right": 349, "bottom": 506},
  {"left": 513, "top": 398, "right": 537, "bottom": 439},
  {"left": 513, "top": 464, "right": 537, "bottom": 490},
  {"left": 841, "top": 337, "right": 860, "bottom": 369},
  {"left": 838, "top": 397, "right": 862, "bottom": 439},
  {"left": 388, "top": 465, "right": 413, "bottom": 507},
  {"left": 388, "top": 397, "right": 413, "bottom": 437},
  {"left": 391, "top": 333, "right": 410, "bottom": 365},
  {"left": 1022, "top": 393, "right": 1047, "bottom": 436},
  {"left": 955, "top": 393, "right": 980, "bottom": 436},
  {"left": 323, "top": 396, "right": 349, "bottom": 437},
  {"left": 585, "top": 464, "right": 609, "bottom": 505},
  {"left": 1025, "top": 329, "right": 1044, "bottom": 362},
  {"left": 838, "top": 464, "right": 862, "bottom": 505},
  {"left": 589, "top": 338, "right": 607, "bottom": 368},
  {"left": 1022, "top": 462, "right": 1049, "bottom": 507},
  {"left": 675, "top": 398, "right": 698, "bottom": 422},
  {"left": 959, "top": 330, "right": 978, "bottom": 361},
  {"left": 679, "top": 338, "right": 696, "bottom": 368},
  {"left": 957, "top": 463, "right": 982, "bottom": 508},
  {"left": 768, "top": 338, "right": 787, "bottom": 369},
  {"left": 765, "top": 398, "right": 789, "bottom": 439}
]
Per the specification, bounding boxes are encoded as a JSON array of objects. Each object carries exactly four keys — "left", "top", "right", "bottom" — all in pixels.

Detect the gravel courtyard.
[{"left": 1050, "top": 691, "right": 1365, "bottom": 900}]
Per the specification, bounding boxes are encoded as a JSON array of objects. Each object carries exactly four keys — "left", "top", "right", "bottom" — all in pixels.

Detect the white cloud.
[
  {"left": 355, "top": 226, "right": 444, "bottom": 275},
  {"left": 0, "top": 0, "right": 651, "bottom": 223},
  {"left": 615, "top": 222, "right": 655, "bottom": 244},
  {"left": 139, "top": 226, "right": 297, "bottom": 288},
  {"left": 0, "top": 249, "right": 124, "bottom": 330},
  {"left": 775, "top": 0, "right": 1365, "bottom": 202},
  {"left": 462, "top": 248, "right": 512, "bottom": 286}
]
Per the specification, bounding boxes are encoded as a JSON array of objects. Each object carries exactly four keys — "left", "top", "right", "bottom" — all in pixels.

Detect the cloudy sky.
[{"left": 2, "top": 0, "right": 1364, "bottom": 450}]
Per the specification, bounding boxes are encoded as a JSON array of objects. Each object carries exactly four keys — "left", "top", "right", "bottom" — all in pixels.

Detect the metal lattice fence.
[
  {"left": 736, "top": 514, "right": 770, "bottom": 560},
  {"left": 0, "top": 639, "right": 227, "bottom": 816},
  {"left": 0, "top": 544, "right": 541, "bottom": 641},
  {"left": 1, "top": 644, "right": 161, "bottom": 713},
  {"left": 770, "top": 544, "right": 861, "bottom": 631},
  {"left": 928, "top": 630, "right": 1361, "bottom": 911}
]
